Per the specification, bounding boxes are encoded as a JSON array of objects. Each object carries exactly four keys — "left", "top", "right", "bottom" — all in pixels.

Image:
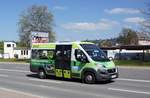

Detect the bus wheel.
[
  {"left": 83, "top": 72, "right": 95, "bottom": 84},
  {"left": 38, "top": 69, "right": 46, "bottom": 79}
]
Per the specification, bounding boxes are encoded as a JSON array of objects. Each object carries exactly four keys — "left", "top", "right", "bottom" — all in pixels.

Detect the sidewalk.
[{"left": 0, "top": 87, "right": 42, "bottom": 98}]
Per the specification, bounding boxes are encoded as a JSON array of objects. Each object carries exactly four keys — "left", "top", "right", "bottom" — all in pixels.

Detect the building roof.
[
  {"left": 14, "top": 47, "right": 30, "bottom": 50},
  {"left": 4, "top": 41, "right": 16, "bottom": 43},
  {"left": 101, "top": 45, "right": 150, "bottom": 50}
]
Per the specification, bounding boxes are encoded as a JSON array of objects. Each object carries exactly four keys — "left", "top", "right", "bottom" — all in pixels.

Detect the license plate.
[{"left": 111, "top": 75, "right": 116, "bottom": 78}]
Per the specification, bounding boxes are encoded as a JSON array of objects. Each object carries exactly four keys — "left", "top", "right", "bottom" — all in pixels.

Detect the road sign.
[{"left": 31, "top": 32, "right": 49, "bottom": 43}]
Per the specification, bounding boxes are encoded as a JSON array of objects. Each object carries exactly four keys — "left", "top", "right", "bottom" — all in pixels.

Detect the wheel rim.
[
  {"left": 85, "top": 74, "right": 93, "bottom": 83},
  {"left": 39, "top": 70, "right": 45, "bottom": 79}
]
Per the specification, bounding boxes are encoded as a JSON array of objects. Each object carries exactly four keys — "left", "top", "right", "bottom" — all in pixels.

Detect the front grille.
[{"left": 107, "top": 68, "right": 116, "bottom": 73}]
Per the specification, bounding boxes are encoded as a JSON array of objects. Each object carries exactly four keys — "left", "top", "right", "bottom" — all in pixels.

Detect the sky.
[{"left": 0, "top": 0, "right": 148, "bottom": 41}]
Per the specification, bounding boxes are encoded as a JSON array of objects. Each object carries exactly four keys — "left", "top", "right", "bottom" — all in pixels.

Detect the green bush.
[
  {"left": 114, "top": 60, "right": 150, "bottom": 66},
  {"left": 0, "top": 58, "right": 30, "bottom": 63}
]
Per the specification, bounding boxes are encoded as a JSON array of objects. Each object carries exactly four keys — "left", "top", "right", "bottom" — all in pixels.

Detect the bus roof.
[{"left": 31, "top": 41, "right": 94, "bottom": 49}]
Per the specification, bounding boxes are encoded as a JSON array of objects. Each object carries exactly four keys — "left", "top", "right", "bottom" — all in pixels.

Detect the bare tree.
[
  {"left": 117, "top": 28, "right": 138, "bottom": 45},
  {"left": 18, "top": 5, "right": 55, "bottom": 47},
  {"left": 142, "top": 3, "right": 150, "bottom": 34},
  {"left": 0, "top": 41, "right": 3, "bottom": 53},
  {"left": 99, "top": 40, "right": 113, "bottom": 47}
]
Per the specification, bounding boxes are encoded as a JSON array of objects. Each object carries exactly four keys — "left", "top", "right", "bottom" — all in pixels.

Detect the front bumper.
[{"left": 96, "top": 67, "right": 119, "bottom": 81}]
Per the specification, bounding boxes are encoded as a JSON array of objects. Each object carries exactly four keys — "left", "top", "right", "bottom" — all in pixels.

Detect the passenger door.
[{"left": 55, "top": 45, "right": 72, "bottom": 78}]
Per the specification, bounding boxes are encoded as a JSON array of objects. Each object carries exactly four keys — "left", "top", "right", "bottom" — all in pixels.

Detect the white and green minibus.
[{"left": 30, "top": 42, "right": 118, "bottom": 84}]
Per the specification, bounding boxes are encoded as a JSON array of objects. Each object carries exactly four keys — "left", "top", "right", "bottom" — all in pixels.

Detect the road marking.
[
  {"left": 15, "top": 66, "right": 25, "bottom": 69},
  {"left": 117, "top": 78, "right": 150, "bottom": 83},
  {"left": 118, "top": 66, "right": 150, "bottom": 70},
  {"left": 38, "top": 84, "right": 106, "bottom": 97},
  {"left": 0, "top": 74, "right": 9, "bottom": 77},
  {"left": 0, "top": 68, "right": 30, "bottom": 73},
  {"left": 0, "top": 87, "right": 44, "bottom": 98},
  {"left": 29, "top": 78, "right": 62, "bottom": 84},
  {"left": 108, "top": 88, "right": 150, "bottom": 95},
  {"left": 0, "top": 62, "right": 29, "bottom": 65},
  {"left": 1, "top": 68, "right": 150, "bottom": 84},
  {"left": 0, "top": 78, "right": 108, "bottom": 98}
]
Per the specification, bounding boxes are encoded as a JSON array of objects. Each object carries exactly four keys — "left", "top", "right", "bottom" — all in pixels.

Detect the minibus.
[{"left": 30, "top": 42, "right": 118, "bottom": 84}]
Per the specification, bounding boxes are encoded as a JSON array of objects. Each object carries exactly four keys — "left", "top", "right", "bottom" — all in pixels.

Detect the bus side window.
[
  {"left": 32, "top": 50, "right": 55, "bottom": 60},
  {"left": 47, "top": 50, "right": 55, "bottom": 59},
  {"left": 39, "top": 50, "right": 48, "bottom": 59},
  {"left": 55, "top": 50, "right": 65, "bottom": 61},
  {"left": 75, "top": 49, "right": 88, "bottom": 63},
  {"left": 32, "top": 50, "right": 39, "bottom": 59},
  {"left": 64, "top": 50, "right": 71, "bottom": 60}
]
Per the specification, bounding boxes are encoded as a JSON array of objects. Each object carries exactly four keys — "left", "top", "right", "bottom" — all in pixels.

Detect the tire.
[
  {"left": 38, "top": 69, "right": 46, "bottom": 79},
  {"left": 83, "top": 72, "right": 96, "bottom": 84}
]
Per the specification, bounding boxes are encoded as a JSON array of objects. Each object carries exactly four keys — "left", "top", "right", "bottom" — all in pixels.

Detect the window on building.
[
  {"left": 26, "top": 50, "right": 28, "bottom": 55},
  {"left": 7, "top": 44, "right": 11, "bottom": 47},
  {"left": 21, "top": 50, "right": 29, "bottom": 55},
  {"left": 21, "top": 50, "right": 23, "bottom": 55},
  {"left": 24, "top": 50, "right": 26, "bottom": 55}
]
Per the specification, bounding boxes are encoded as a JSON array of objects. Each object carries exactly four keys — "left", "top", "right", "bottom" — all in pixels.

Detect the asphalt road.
[{"left": 0, "top": 62, "right": 150, "bottom": 98}]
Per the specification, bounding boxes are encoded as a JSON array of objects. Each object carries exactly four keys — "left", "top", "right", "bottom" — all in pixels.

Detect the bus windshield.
[{"left": 80, "top": 44, "right": 109, "bottom": 62}]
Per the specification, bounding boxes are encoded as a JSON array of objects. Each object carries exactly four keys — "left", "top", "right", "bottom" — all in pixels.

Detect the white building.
[
  {"left": 138, "top": 39, "right": 150, "bottom": 45},
  {"left": 0, "top": 54, "right": 3, "bottom": 58},
  {"left": 102, "top": 45, "right": 150, "bottom": 61},
  {"left": 106, "top": 49, "right": 144, "bottom": 59},
  {"left": 3, "top": 41, "right": 31, "bottom": 59},
  {"left": 138, "top": 32, "right": 150, "bottom": 45},
  {"left": 13, "top": 48, "right": 31, "bottom": 59},
  {"left": 4, "top": 41, "right": 16, "bottom": 58}
]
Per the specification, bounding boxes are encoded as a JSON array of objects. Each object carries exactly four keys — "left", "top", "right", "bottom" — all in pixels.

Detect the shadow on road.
[
  {"left": 26, "top": 74, "right": 114, "bottom": 85},
  {"left": 26, "top": 74, "right": 39, "bottom": 78}
]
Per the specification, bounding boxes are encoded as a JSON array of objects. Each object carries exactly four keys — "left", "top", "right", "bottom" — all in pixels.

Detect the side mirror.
[{"left": 109, "top": 57, "right": 113, "bottom": 60}]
